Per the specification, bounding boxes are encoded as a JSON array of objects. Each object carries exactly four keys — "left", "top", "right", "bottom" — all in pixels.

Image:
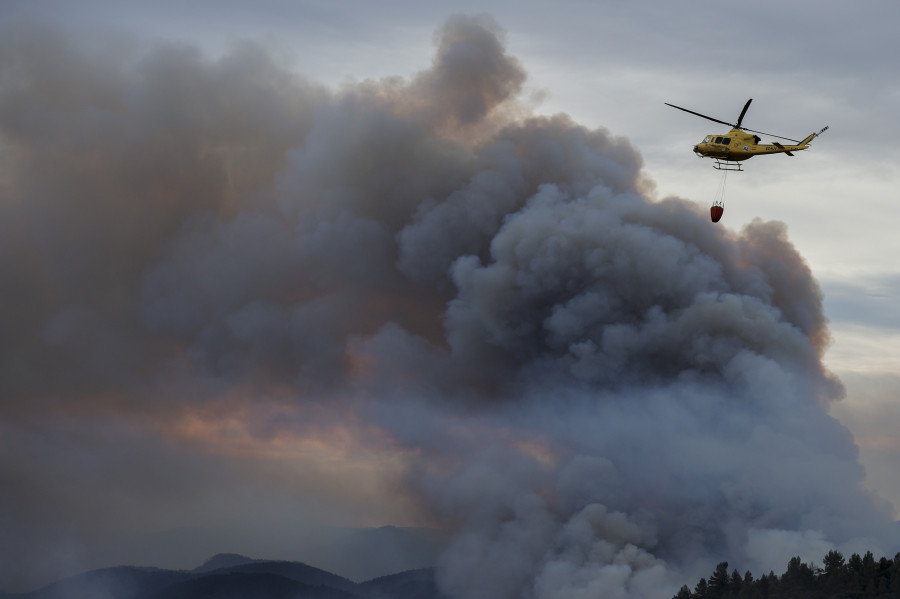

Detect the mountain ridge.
[
  {"left": 192, "top": 553, "right": 259, "bottom": 573},
  {"left": 8, "top": 553, "right": 446, "bottom": 599}
]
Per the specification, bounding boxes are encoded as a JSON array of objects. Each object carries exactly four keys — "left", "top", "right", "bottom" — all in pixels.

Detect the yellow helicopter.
[{"left": 666, "top": 99, "right": 828, "bottom": 171}]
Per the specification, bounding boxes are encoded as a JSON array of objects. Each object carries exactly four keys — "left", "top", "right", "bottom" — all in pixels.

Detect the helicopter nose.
[{"left": 693, "top": 145, "right": 699, "bottom": 153}]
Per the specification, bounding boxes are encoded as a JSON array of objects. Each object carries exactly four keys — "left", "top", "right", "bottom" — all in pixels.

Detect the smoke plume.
[{"left": 0, "top": 14, "right": 895, "bottom": 597}]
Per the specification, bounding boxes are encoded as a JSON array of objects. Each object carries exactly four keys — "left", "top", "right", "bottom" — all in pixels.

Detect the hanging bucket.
[{"left": 710, "top": 203, "right": 724, "bottom": 223}]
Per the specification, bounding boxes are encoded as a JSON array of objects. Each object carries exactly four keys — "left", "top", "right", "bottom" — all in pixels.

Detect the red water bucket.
[{"left": 710, "top": 204, "right": 724, "bottom": 223}]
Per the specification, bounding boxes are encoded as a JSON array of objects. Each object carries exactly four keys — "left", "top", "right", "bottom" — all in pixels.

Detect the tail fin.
[{"left": 800, "top": 126, "right": 829, "bottom": 147}]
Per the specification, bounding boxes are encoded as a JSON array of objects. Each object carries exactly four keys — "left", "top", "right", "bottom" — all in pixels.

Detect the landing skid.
[{"left": 713, "top": 159, "right": 743, "bottom": 172}]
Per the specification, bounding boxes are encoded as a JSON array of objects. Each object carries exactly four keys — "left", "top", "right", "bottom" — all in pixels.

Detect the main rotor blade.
[
  {"left": 735, "top": 99, "right": 752, "bottom": 129},
  {"left": 740, "top": 127, "right": 801, "bottom": 144},
  {"left": 665, "top": 103, "right": 734, "bottom": 128},
  {"left": 667, "top": 101, "right": 802, "bottom": 143}
]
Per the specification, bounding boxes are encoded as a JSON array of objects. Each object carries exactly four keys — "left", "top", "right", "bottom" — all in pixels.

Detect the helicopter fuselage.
[{"left": 693, "top": 128, "right": 812, "bottom": 161}]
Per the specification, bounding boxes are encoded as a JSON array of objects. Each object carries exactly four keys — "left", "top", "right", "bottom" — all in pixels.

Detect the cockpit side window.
[
  {"left": 704, "top": 136, "right": 712, "bottom": 143},
  {"left": 714, "top": 136, "right": 724, "bottom": 144},
  {"left": 723, "top": 137, "right": 731, "bottom": 145}
]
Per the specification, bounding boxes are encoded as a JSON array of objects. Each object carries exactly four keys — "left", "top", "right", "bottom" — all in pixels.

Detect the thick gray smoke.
[{"left": 1, "top": 14, "right": 895, "bottom": 598}]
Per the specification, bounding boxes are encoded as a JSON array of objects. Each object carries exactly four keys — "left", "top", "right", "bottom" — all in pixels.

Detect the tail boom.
[{"left": 771, "top": 126, "right": 828, "bottom": 156}]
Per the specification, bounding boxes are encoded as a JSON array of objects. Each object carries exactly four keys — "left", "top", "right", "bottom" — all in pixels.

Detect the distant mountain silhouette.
[
  {"left": 360, "top": 568, "right": 446, "bottom": 599},
  {"left": 106, "top": 523, "right": 447, "bottom": 582},
  {"left": 12, "top": 566, "right": 191, "bottom": 599},
  {"left": 317, "top": 526, "right": 448, "bottom": 581},
  {"left": 138, "top": 572, "right": 358, "bottom": 599},
  {"left": 196, "top": 557, "right": 358, "bottom": 593},
  {"left": 10, "top": 554, "right": 445, "bottom": 599},
  {"left": 192, "top": 553, "right": 259, "bottom": 573}
]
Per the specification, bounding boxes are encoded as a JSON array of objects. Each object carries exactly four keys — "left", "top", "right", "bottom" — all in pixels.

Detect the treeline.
[{"left": 673, "top": 550, "right": 900, "bottom": 599}]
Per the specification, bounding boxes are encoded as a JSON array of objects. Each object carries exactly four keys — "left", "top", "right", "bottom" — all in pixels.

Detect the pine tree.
[
  {"left": 709, "top": 562, "right": 730, "bottom": 599},
  {"left": 694, "top": 577, "right": 709, "bottom": 599},
  {"left": 674, "top": 584, "right": 693, "bottom": 599},
  {"left": 861, "top": 550, "right": 877, "bottom": 595},
  {"left": 846, "top": 553, "right": 864, "bottom": 599},
  {"left": 783, "top": 556, "right": 816, "bottom": 597},
  {"left": 890, "top": 553, "right": 900, "bottom": 595},
  {"left": 821, "top": 549, "right": 845, "bottom": 598}
]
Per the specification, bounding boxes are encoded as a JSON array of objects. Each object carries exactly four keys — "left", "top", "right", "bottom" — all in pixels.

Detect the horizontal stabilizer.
[{"left": 773, "top": 142, "right": 794, "bottom": 156}]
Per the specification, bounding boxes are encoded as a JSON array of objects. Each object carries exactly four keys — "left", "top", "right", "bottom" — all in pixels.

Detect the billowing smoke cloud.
[{"left": 0, "top": 14, "right": 895, "bottom": 598}]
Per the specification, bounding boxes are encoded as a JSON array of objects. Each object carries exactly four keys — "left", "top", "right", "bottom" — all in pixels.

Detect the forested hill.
[{"left": 673, "top": 551, "right": 900, "bottom": 599}]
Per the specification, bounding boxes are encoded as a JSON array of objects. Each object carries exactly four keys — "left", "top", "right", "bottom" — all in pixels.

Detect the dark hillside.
[
  {"left": 15, "top": 566, "right": 190, "bottom": 599},
  {"left": 9, "top": 554, "right": 447, "bottom": 599},
  {"left": 192, "top": 553, "right": 259, "bottom": 573},
  {"left": 200, "top": 560, "right": 358, "bottom": 593},
  {"left": 138, "top": 572, "right": 359, "bottom": 599},
  {"left": 359, "top": 568, "right": 446, "bottom": 599},
  {"left": 321, "top": 527, "right": 445, "bottom": 582}
]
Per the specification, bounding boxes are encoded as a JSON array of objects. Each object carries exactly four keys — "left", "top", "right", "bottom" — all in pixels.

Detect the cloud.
[
  {"left": 822, "top": 275, "right": 900, "bottom": 332},
  {"left": 0, "top": 13, "right": 896, "bottom": 597}
]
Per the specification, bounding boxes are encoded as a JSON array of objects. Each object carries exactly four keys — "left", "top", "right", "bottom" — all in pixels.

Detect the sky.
[{"left": 1, "top": 1, "right": 899, "bottom": 596}]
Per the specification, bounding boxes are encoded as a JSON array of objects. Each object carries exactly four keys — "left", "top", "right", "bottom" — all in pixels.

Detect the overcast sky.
[{"left": 1, "top": 1, "right": 898, "bottom": 596}]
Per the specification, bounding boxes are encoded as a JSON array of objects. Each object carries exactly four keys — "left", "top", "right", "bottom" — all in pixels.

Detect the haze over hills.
[
  {"left": 0, "top": 526, "right": 446, "bottom": 597},
  {"left": 8, "top": 553, "right": 445, "bottom": 599},
  {"left": 111, "top": 524, "right": 447, "bottom": 584}
]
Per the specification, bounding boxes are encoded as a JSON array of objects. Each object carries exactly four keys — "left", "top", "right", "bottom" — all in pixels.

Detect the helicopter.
[{"left": 665, "top": 98, "right": 828, "bottom": 171}]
